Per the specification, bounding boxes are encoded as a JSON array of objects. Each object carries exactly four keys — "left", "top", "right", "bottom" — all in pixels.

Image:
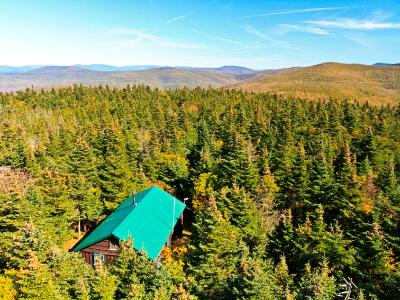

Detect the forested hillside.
[
  {"left": 233, "top": 63, "right": 400, "bottom": 106},
  {"left": 2, "top": 63, "right": 400, "bottom": 107},
  {"left": 0, "top": 85, "right": 399, "bottom": 299}
]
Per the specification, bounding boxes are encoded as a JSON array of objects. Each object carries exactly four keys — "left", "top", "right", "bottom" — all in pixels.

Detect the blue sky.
[{"left": 0, "top": 0, "right": 399, "bottom": 69}]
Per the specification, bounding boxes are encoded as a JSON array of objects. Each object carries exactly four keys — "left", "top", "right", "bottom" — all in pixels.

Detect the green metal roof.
[{"left": 72, "top": 185, "right": 186, "bottom": 260}]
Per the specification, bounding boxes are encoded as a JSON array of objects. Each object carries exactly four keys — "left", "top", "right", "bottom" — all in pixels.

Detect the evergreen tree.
[
  {"left": 187, "top": 217, "right": 247, "bottom": 299},
  {"left": 308, "top": 150, "right": 336, "bottom": 221},
  {"left": 275, "top": 144, "right": 310, "bottom": 224},
  {"left": 217, "top": 133, "right": 259, "bottom": 192},
  {"left": 296, "top": 261, "right": 337, "bottom": 300},
  {"left": 255, "top": 162, "right": 279, "bottom": 237},
  {"left": 94, "top": 129, "right": 133, "bottom": 211},
  {"left": 68, "top": 142, "right": 102, "bottom": 236},
  {"left": 110, "top": 239, "right": 175, "bottom": 299},
  {"left": 230, "top": 255, "right": 283, "bottom": 300},
  {"left": 332, "top": 143, "right": 364, "bottom": 231}
]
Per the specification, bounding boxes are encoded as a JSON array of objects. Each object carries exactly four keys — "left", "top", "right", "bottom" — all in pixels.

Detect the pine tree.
[
  {"left": 218, "top": 186, "right": 265, "bottom": 252},
  {"left": 332, "top": 143, "right": 364, "bottom": 231},
  {"left": 275, "top": 256, "right": 295, "bottom": 299},
  {"left": 308, "top": 151, "right": 336, "bottom": 222},
  {"left": 256, "top": 162, "right": 279, "bottom": 236},
  {"left": 68, "top": 142, "right": 102, "bottom": 236},
  {"left": 275, "top": 144, "right": 310, "bottom": 224},
  {"left": 110, "top": 239, "right": 175, "bottom": 299},
  {"left": 295, "top": 207, "right": 356, "bottom": 276},
  {"left": 91, "top": 265, "right": 117, "bottom": 300},
  {"left": 16, "top": 265, "right": 65, "bottom": 300},
  {"left": 267, "top": 212, "right": 296, "bottom": 268},
  {"left": 296, "top": 261, "right": 337, "bottom": 300},
  {"left": 230, "top": 255, "right": 283, "bottom": 300},
  {"left": 218, "top": 133, "right": 259, "bottom": 192},
  {"left": 5, "top": 222, "right": 52, "bottom": 269},
  {"left": 187, "top": 217, "right": 246, "bottom": 299},
  {"left": 94, "top": 129, "right": 132, "bottom": 211},
  {"left": 6, "top": 143, "right": 29, "bottom": 169}
]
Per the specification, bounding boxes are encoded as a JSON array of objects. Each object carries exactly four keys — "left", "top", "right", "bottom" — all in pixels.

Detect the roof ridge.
[
  {"left": 72, "top": 187, "right": 152, "bottom": 251},
  {"left": 109, "top": 206, "right": 134, "bottom": 237},
  {"left": 112, "top": 186, "right": 157, "bottom": 236}
]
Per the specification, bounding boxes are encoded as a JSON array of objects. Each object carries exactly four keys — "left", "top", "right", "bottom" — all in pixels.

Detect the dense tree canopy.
[{"left": 0, "top": 85, "right": 399, "bottom": 299}]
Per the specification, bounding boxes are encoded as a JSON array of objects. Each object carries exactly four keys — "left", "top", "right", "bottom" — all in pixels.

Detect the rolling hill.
[
  {"left": 0, "top": 66, "right": 255, "bottom": 92},
  {"left": 231, "top": 63, "right": 400, "bottom": 105},
  {"left": 0, "top": 64, "right": 256, "bottom": 74},
  {"left": 1, "top": 63, "right": 400, "bottom": 105}
]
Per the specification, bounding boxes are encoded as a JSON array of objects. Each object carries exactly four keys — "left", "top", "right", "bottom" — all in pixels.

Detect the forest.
[{"left": 0, "top": 85, "right": 399, "bottom": 299}]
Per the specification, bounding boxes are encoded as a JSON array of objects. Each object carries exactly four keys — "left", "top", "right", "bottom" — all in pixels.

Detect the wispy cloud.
[
  {"left": 205, "top": 34, "right": 241, "bottom": 45},
  {"left": 240, "top": 7, "right": 348, "bottom": 19},
  {"left": 343, "top": 33, "right": 374, "bottom": 48},
  {"left": 280, "top": 24, "right": 331, "bottom": 35},
  {"left": 166, "top": 14, "right": 189, "bottom": 24},
  {"left": 192, "top": 29, "right": 241, "bottom": 45},
  {"left": 243, "top": 25, "right": 294, "bottom": 49},
  {"left": 304, "top": 19, "right": 400, "bottom": 30},
  {"left": 234, "top": 44, "right": 264, "bottom": 51},
  {"left": 110, "top": 29, "right": 203, "bottom": 49}
]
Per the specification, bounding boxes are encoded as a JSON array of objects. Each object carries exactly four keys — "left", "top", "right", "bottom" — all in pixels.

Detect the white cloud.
[
  {"left": 240, "top": 7, "right": 348, "bottom": 19},
  {"left": 109, "top": 29, "right": 203, "bottom": 49},
  {"left": 243, "top": 25, "right": 294, "bottom": 49},
  {"left": 304, "top": 19, "right": 400, "bottom": 30},
  {"left": 166, "top": 14, "right": 189, "bottom": 24},
  {"left": 280, "top": 24, "right": 331, "bottom": 35}
]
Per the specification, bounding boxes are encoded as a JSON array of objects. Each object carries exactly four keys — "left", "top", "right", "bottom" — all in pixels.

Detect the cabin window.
[
  {"left": 109, "top": 241, "right": 118, "bottom": 251},
  {"left": 93, "top": 253, "right": 104, "bottom": 267}
]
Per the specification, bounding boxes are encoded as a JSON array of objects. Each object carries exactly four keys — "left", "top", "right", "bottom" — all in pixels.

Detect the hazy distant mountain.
[
  {"left": 0, "top": 64, "right": 255, "bottom": 74},
  {"left": 75, "top": 64, "right": 162, "bottom": 72},
  {"left": 373, "top": 63, "right": 400, "bottom": 66},
  {"left": 179, "top": 65, "right": 255, "bottom": 74},
  {"left": 232, "top": 62, "right": 400, "bottom": 105},
  {"left": 0, "top": 65, "right": 253, "bottom": 92},
  {"left": 0, "top": 65, "right": 45, "bottom": 73},
  {"left": 76, "top": 64, "right": 255, "bottom": 74},
  {"left": 28, "top": 66, "right": 98, "bottom": 74},
  {"left": 0, "top": 64, "right": 162, "bottom": 73}
]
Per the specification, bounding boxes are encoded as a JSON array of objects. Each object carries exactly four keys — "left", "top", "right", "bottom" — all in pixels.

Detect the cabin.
[{"left": 72, "top": 185, "right": 186, "bottom": 266}]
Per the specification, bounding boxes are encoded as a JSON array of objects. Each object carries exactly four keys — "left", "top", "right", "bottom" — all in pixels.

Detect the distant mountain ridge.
[
  {"left": 373, "top": 63, "right": 400, "bottom": 66},
  {"left": 179, "top": 65, "right": 255, "bottom": 74},
  {"left": 0, "top": 65, "right": 256, "bottom": 92},
  {"left": 28, "top": 66, "right": 98, "bottom": 74},
  {"left": 1, "top": 62, "right": 400, "bottom": 105},
  {"left": 75, "top": 64, "right": 162, "bottom": 72},
  {"left": 0, "top": 64, "right": 255, "bottom": 74},
  {"left": 0, "top": 65, "right": 46, "bottom": 73}
]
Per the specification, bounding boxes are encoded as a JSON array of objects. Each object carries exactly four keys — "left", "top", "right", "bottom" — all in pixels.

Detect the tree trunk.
[{"left": 78, "top": 211, "right": 81, "bottom": 239}]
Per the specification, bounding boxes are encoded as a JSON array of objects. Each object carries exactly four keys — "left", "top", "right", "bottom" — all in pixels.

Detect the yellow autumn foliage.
[
  {"left": 214, "top": 139, "right": 223, "bottom": 150},
  {"left": 161, "top": 234, "right": 190, "bottom": 281},
  {"left": 0, "top": 276, "right": 16, "bottom": 300},
  {"left": 361, "top": 198, "right": 374, "bottom": 214}
]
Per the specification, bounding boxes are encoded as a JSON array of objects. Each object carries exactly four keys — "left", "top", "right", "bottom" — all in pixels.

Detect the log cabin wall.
[{"left": 80, "top": 238, "right": 119, "bottom": 266}]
